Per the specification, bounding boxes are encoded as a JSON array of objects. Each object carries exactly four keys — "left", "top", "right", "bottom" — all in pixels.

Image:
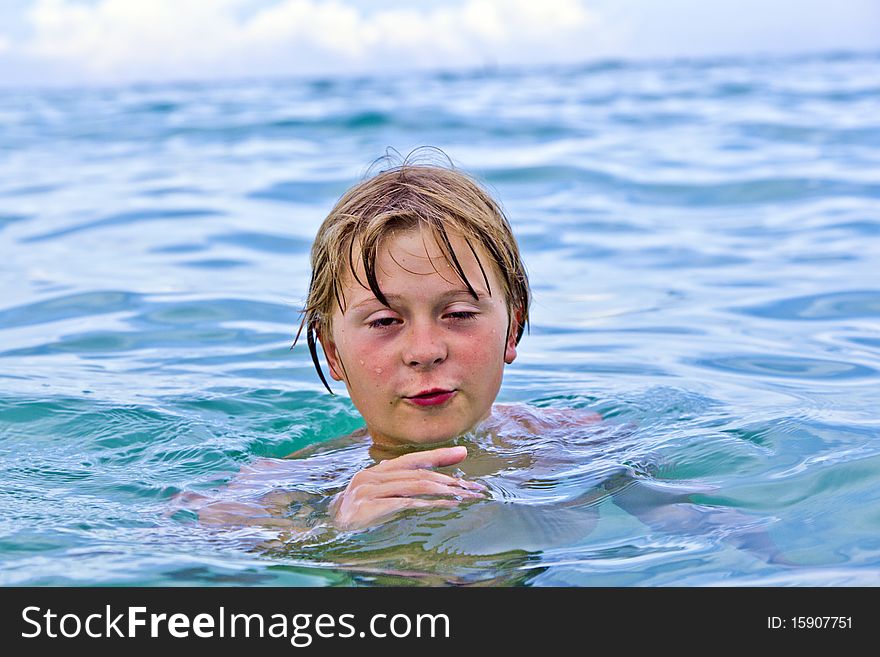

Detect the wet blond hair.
[{"left": 296, "top": 153, "right": 530, "bottom": 393}]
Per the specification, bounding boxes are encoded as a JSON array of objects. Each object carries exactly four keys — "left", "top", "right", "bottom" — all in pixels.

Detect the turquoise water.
[{"left": 1, "top": 51, "right": 879, "bottom": 586}]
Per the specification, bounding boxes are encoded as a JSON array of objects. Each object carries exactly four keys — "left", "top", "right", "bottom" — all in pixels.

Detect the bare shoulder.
[
  {"left": 491, "top": 403, "right": 602, "bottom": 433},
  {"left": 532, "top": 405, "right": 602, "bottom": 426}
]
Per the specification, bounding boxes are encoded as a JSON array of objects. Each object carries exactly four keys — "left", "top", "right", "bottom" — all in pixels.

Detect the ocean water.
[{"left": 1, "top": 51, "right": 879, "bottom": 586}]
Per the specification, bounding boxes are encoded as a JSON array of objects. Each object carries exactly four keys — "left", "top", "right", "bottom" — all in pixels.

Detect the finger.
[
  {"left": 373, "top": 446, "right": 468, "bottom": 471},
  {"left": 362, "top": 468, "right": 487, "bottom": 491}
]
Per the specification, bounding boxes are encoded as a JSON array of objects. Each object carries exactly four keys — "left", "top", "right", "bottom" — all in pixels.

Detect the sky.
[{"left": 0, "top": 0, "right": 878, "bottom": 87}]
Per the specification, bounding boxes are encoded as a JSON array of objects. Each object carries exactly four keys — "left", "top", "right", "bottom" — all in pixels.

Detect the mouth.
[{"left": 404, "top": 388, "right": 457, "bottom": 407}]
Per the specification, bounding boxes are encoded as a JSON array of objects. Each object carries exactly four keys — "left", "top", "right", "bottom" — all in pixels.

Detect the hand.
[{"left": 330, "top": 445, "right": 487, "bottom": 530}]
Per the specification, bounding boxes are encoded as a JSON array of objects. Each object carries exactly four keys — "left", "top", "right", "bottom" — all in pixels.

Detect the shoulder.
[{"left": 490, "top": 403, "right": 602, "bottom": 433}]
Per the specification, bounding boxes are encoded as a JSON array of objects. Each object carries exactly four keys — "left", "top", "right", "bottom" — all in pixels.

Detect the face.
[{"left": 320, "top": 226, "right": 518, "bottom": 448}]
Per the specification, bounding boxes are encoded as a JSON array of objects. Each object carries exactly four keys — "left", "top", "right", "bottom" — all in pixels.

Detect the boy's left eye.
[{"left": 444, "top": 311, "right": 478, "bottom": 320}]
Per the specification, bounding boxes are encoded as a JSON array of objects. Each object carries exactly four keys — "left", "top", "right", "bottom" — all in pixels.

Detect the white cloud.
[
  {"left": 13, "top": 0, "right": 601, "bottom": 84},
  {"left": 0, "top": 0, "right": 877, "bottom": 86}
]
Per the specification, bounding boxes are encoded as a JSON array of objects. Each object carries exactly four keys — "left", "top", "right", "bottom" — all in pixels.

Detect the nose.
[{"left": 402, "top": 319, "right": 448, "bottom": 369}]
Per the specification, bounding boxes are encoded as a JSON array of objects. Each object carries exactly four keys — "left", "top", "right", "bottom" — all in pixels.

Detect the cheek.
[
  {"left": 457, "top": 324, "right": 506, "bottom": 368},
  {"left": 343, "top": 335, "right": 394, "bottom": 383}
]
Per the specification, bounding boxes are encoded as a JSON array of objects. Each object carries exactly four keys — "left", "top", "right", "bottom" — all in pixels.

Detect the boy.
[
  {"left": 185, "top": 157, "right": 599, "bottom": 539},
  {"left": 294, "top": 160, "right": 546, "bottom": 530},
  {"left": 184, "top": 155, "right": 787, "bottom": 570}
]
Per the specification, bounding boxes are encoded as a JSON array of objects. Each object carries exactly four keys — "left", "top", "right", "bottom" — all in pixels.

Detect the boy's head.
[{"left": 299, "top": 161, "right": 530, "bottom": 447}]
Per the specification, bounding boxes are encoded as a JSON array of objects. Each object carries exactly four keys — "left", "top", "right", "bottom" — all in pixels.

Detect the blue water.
[{"left": 1, "top": 51, "right": 879, "bottom": 586}]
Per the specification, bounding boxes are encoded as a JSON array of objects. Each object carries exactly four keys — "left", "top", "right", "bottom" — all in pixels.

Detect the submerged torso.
[{"left": 176, "top": 403, "right": 772, "bottom": 584}]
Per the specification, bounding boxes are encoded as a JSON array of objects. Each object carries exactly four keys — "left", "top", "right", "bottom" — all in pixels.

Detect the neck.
[{"left": 366, "top": 406, "right": 500, "bottom": 461}]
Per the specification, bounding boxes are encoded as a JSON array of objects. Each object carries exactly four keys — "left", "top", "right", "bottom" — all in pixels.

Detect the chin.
[{"left": 408, "top": 421, "right": 474, "bottom": 445}]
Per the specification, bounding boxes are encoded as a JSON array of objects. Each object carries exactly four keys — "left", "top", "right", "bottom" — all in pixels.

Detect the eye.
[
  {"left": 367, "top": 316, "right": 401, "bottom": 329},
  {"left": 445, "top": 311, "right": 478, "bottom": 321}
]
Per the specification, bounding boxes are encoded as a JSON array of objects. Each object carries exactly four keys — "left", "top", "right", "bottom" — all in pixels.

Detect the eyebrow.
[{"left": 350, "top": 288, "right": 488, "bottom": 311}]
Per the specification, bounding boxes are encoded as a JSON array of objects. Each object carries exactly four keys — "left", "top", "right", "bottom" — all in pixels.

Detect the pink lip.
[{"left": 405, "top": 388, "right": 456, "bottom": 407}]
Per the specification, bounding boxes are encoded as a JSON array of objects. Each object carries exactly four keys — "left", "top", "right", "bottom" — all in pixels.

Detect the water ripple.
[
  {"left": 694, "top": 354, "right": 876, "bottom": 380},
  {"left": 734, "top": 290, "right": 880, "bottom": 320},
  {"left": 22, "top": 208, "right": 223, "bottom": 243}
]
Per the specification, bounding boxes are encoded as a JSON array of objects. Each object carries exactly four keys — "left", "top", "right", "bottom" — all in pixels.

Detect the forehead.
[{"left": 340, "top": 225, "right": 498, "bottom": 304}]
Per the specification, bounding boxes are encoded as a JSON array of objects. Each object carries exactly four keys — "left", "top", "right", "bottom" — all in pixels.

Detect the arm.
[
  {"left": 610, "top": 479, "right": 793, "bottom": 566},
  {"left": 172, "top": 463, "right": 330, "bottom": 537},
  {"left": 173, "top": 446, "right": 487, "bottom": 535}
]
